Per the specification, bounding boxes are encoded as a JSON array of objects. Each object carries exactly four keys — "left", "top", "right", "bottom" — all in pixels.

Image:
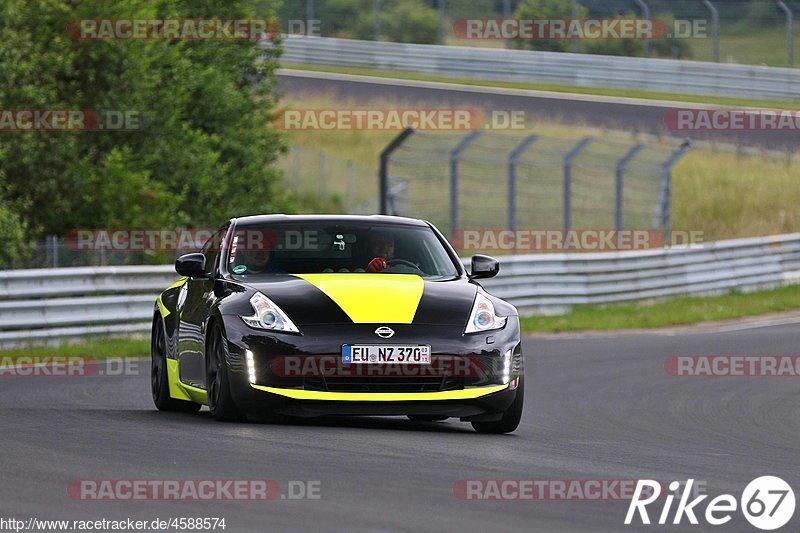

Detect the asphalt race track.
[
  {"left": 277, "top": 70, "right": 800, "bottom": 152},
  {"left": 1, "top": 321, "right": 798, "bottom": 532}
]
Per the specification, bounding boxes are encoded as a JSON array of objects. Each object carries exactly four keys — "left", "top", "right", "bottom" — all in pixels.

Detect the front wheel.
[
  {"left": 151, "top": 319, "right": 200, "bottom": 413},
  {"left": 206, "top": 323, "right": 246, "bottom": 422},
  {"left": 471, "top": 377, "right": 524, "bottom": 434}
]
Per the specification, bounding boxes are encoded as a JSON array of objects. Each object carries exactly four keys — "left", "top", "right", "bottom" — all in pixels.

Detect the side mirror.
[
  {"left": 175, "top": 253, "right": 208, "bottom": 278},
  {"left": 469, "top": 254, "right": 499, "bottom": 279}
]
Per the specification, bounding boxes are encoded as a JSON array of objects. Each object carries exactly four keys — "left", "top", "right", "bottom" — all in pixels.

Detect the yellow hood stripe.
[{"left": 294, "top": 273, "right": 424, "bottom": 324}]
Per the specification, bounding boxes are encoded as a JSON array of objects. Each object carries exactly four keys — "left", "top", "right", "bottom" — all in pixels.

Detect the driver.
[
  {"left": 245, "top": 248, "right": 272, "bottom": 274},
  {"left": 365, "top": 232, "right": 395, "bottom": 273},
  {"left": 234, "top": 231, "right": 283, "bottom": 274}
]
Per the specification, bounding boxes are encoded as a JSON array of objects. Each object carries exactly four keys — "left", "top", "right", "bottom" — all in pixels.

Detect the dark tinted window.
[{"left": 227, "top": 222, "right": 458, "bottom": 280}]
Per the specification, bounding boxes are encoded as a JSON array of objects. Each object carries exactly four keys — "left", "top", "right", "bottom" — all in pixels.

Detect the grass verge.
[
  {"left": 520, "top": 284, "right": 800, "bottom": 333},
  {"left": 281, "top": 63, "right": 800, "bottom": 110},
  {"left": 280, "top": 93, "right": 800, "bottom": 241},
  {"left": 0, "top": 337, "right": 149, "bottom": 360}
]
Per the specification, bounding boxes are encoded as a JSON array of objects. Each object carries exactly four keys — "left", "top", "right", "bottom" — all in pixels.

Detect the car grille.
[{"left": 303, "top": 375, "right": 464, "bottom": 393}]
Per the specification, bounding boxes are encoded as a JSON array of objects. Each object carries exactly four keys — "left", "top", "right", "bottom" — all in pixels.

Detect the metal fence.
[
  {"left": 3, "top": 233, "right": 799, "bottom": 345},
  {"left": 279, "top": 36, "right": 800, "bottom": 99},
  {"left": 379, "top": 129, "right": 690, "bottom": 239},
  {"left": 278, "top": 0, "right": 800, "bottom": 68}
]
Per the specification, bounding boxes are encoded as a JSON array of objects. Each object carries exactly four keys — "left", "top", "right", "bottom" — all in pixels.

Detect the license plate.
[{"left": 342, "top": 345, "right": 431, "bottom": 364}]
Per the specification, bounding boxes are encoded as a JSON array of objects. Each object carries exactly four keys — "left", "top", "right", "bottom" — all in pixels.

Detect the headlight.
[
  {"left": 464, "top": 292, "right": 507, "bottom": 334},
  {"left": 241, "top": 292, "right": 299, "bottom": 333}
]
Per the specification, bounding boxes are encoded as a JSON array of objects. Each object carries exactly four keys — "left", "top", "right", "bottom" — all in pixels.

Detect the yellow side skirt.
[
  {"left": 167, "top": 358, "right": 208, "bottom": 405},
  {"left": 250, "top": 383, "right": 508, "bottom": 401}
]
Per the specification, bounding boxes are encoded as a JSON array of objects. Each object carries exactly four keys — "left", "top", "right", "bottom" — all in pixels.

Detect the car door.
[{"left": 177, "top": 224, "right": 228, "bottom": 388}]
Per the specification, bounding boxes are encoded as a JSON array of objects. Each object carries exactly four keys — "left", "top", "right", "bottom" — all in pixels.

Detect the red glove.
[{"left": 366, "top": 257, "right": 388, "bottom": 272}]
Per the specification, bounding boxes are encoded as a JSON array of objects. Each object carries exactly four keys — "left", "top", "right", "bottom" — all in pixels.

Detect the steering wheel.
[{"left": 387, "top": 258, "right": 419, "bottom": 269}]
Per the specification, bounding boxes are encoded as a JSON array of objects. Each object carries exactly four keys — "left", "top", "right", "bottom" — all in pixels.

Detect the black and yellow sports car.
[{"left": 151, "top": 215, "right": 524, "bottom": 433}]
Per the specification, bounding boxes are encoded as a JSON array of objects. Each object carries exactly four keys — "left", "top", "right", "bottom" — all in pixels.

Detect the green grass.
[
  {"left": 280, "top": 93, "right": 800, "bottom": 242},
  {"left": 520, "top": 284, "right": 800, "bottom": 333},
  {"left": 688, "top": 25, "right": 800, "bottom": 68},
  {"left": 282, "top": 63, "right": 800, "bottom": 110},
  {"left": 0, "top": 337, "right": 149, "bottom": 361}
]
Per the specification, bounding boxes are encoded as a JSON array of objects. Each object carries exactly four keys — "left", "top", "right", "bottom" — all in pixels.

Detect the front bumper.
[{"left": 219, "top": 317, "right": 523, "bottom": 419}]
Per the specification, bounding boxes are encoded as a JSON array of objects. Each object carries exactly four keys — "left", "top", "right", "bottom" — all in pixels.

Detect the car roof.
[{"left": 231, "top": 214, "right": 429, "bottom": 227}]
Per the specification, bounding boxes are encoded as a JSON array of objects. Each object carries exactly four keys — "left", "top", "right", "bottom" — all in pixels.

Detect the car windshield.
[{"left": 226, "top": 221, "right": 460, "bottom": 280}]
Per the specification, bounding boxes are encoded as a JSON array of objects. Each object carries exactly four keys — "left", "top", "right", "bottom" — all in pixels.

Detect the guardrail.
[
  {"left": 2, "top": 233, "right": 800, "bottom": 345},
  {"left": 279, "top": 37, "right": 800, "bottom": 100},
  {"left": 0, "top": 266, "right": 176, "bottom": 344}
]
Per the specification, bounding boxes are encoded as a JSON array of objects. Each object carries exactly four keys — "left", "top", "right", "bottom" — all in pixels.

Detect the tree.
[
  {"left": 0, "top": 201, "right": 30, "bottom": 268},
  {"left": 511, "top": 0, "right": 584, "bottom": 52},
  {"left": 0, "top": 0, "right": 290, "bottom": 241},
  {"left": 378, "top": 0, "right": 440, "bottom": 44}
]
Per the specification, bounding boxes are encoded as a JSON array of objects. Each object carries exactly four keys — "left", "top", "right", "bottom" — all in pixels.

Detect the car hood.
[{"left": 229, "top": 273, "right": 482, "bottom": 326}]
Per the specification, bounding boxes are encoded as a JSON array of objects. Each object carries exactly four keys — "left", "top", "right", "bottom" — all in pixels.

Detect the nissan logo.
[{"left": 374, "top": 326, "right": 395, "bottom": 339}]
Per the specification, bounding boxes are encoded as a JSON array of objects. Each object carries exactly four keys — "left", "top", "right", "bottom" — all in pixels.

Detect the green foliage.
[
  {"left": 0, "top": 201, "right": 30, "bottom": 268},
  {"left": 378, "top": 0, "right": 439, "bottom": 44},
  {"left": 512, "top": 1, "right": 690, "bottom": 59},
  {"left": 649, "top": 12, "right": 692, "bottom": 60},
  {"left": 511, "top": 0, "right": 585, "bottom": 52},
  {"left": 0, "top": 0, "right": 290, "bottom": 241}
]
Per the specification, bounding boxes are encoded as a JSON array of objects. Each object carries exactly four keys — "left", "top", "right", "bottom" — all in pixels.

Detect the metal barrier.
[
  {"left": 379, "top": 130, "right": 689, "bottom": 240},
  {"left": 0, "top": 266, "right": 175, "bottom": 344},
  {"left": 279, "top": 36, "right": 800, "bottom": 100},
  {"left": 2, "top": 234, "right": 800, "bottom": 345}
]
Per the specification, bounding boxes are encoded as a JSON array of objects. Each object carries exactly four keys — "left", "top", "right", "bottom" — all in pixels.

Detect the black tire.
[
  {"left": 206, "top": 323, "right": 246, "bottom": 422},
  {"left": 151, "top": 319, "right": 200, "bottom": 413},
  {"left": 471, "top": 377, "right": 524, "bottom": 434},
  {"left": 407, "top": 415, "right": 448, "bottom": 422}
]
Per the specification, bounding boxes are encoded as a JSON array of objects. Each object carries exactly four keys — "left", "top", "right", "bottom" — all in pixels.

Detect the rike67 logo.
[{"left": 625, "top": 477, "right": 795, "bottom": 530}]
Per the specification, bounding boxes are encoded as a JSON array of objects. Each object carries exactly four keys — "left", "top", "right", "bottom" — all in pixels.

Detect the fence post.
[
  {"left": 306, "top": 0, "right": 315, "bottom": 36},
  {"left": 563, "top": 136, "right": 593, "bottom": 231},
  {"left": 656, "top": 141, "right": 691, "bottom": 244},
  {"left": 615, "top": 144, "right": 644, "bottom": 231},
  {"left": 48, "top": 235, "right": 58, "bottom": 268},
  {"left": 374, "top": 0, "right": 381, "bottom": 41},
  {"left": 702, "top": 0, "right": 720, "bottom": 62},
  {"left": 379, "top": 128, "right": 414, "bottom": 215},
  {"left": 633, "top": 0, "right": 650, "bottom": 57},
  {"left": 507, "top": 134, "right": 539, "bottom": 231},
  {"left": 450, "top": 131, "right": 482, "bottom": 237},
  {"left": 503, "top": 0, "right": 512, "bottom": 49},
  {"left": 318, "top": 152, "right": 326, "bottom": 201},
  {"left": 346, "top": 160, "right": 355, "bottom": 212},
  {"left": 571, "top": 0, "right": 581, "bottom": 53},
  {"left": 437, "top": 0, "right": 446, "bottom": 44},
  {"left": 778, "top": 1, "right": 794, "bottom": 67}
]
